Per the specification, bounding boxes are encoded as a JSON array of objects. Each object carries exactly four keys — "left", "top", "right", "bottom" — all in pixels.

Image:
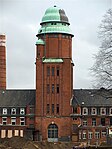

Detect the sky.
[{"left": 0, "top": 0, "right": 112, "bottom": 89}]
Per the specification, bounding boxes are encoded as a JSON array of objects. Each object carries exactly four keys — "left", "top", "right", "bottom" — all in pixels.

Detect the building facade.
[{"left": 0, "top": 6, "right": 112, "bottom": 146}]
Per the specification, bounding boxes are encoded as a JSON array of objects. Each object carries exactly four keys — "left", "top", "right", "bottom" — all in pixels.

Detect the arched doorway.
[{"left": 48, "top": 124, "right": 58, "bottom": 142}]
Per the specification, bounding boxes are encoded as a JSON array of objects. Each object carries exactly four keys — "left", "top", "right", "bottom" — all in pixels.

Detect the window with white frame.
[
  {"left": 100, "top": 108, "right": 106, "bottom": 115},
  {"left": 92, "top": 118, "right": 96, "bottom": 126},
  {"left": 83, "top": 119, "right": 87, "bottom": 126},
  {"left": 83, "top": 107, "right": 88, "bottom": 115},
  {"left": 20, "top": 117, "right": 25, "bottom": 125},
  {"left": 20, "top": 108, "right": 25, "bottom": 115},
  {"left": 2, "top": 117, "right": 7, "bottom": 125},
  {"left": 95, "top": 131, "right": 100, "bottom": 139},
  {"left": 88, "top": 132, "right": 93, "bottom": 139},
  {"left": 83, "top": 131, "right": 86, "bottom": 139},
  {"left": 91, "top": 108, "right": 97, "bottom": 115},
  {"left": 11, "top": 117, "right": 16, "bottom": 125},
  {"left": 102, "top": 131, "right": 106, "bottom": 137},
  {"left": 79, "top": 131, "right": 81, "bottom": 139},
  {"left": 2, "top": 108, "right": 7, "bottom": 115},
  {"left": 11, "top": 108, "right": 16, "bottom": 115},
  {"left": 109, "top": 108, "right": 112, "bottom": 115}
]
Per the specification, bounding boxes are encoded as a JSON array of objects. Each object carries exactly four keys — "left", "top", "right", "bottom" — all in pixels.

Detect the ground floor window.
[{"left": 48, "top": 124, "right": 58, "bottom": 142}]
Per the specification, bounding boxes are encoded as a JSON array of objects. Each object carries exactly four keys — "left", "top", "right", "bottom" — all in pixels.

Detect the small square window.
[
  {"left": 20, "top": 108, "right": 25, "bottom": 115},
  {"left": 83, "top": 108, "right": 88, "bottom": 115},
  {"left": 11, "top": 117, "right": 16, "bottom": 125},
  {"left": 101, "top": 108, "right": 106, "bottom": 115},
  {"left": 11, "top": 108, "right": 16, "bottom": 115},
  {"left": 3, "top": 108, "right": 7, "bottom": 115}
]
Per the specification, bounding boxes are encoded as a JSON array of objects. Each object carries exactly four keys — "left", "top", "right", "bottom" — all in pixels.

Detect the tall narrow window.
[
  {"left": 57, "top": 67, "right": 60, "bottom": 76},
  {"left": 101, "top": 118, "right": 105, "bottom": 126},
  {"left": 47, "top": 84, "right": 50, "bottom": 94},
  {"left": 92, "top": 118, "right": 96, "bottom": 126},
  {"left": 47, "top": 67, "right": 50, "bottom": 76},
  {"left": 52, "top": 84, "right": 54, "bottom": 93},
  {"left": 2, "top": 117, "right": 7, "bottom": 125},
  {"left": 47, "top": 104, "right": 50, "bottom": 114},
  {"left": 52, "top": 67, "right": 55, "bottom": 76},
  {"left": 56, "top": 104, "right": 59, "bottom": 114},
  {"left": 52, "top": 104, "right": 54, "bottom": 114},
  {"left": 56, "top": 84, "right": 59, "bottom": 93},
  {"left": 20, "top": 117, "right": 25, "bottom": 125}
]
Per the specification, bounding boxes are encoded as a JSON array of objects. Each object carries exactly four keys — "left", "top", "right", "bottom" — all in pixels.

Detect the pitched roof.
[
  {"left": 72, "top": 89, "right": 112, "bottom": 107},
  {"left": 0, "top": 90, "right": 35, "bottom": 107}
]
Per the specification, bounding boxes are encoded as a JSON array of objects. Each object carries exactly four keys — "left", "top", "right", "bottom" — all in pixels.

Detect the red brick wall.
[{"left": 0, "top": 45, "right": 6, "bottom": 89}]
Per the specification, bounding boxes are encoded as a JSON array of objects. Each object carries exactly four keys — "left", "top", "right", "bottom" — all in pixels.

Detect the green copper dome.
[
  {"left": 36, "top": 39, "right": 45, "bottom": 45},
  {"left": 37, "top": 6, "right": 74, "bottom": 36},
  {"left": 41, "top": 5, "right": 69, "bottom": 24}
]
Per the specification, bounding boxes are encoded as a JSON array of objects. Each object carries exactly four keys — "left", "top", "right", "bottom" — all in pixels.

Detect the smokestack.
[{"left": 0, "top": 34, "right": 6, "bottom": 90}]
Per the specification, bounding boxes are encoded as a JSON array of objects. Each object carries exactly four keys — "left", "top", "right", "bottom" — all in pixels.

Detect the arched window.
[{"left": 48, "top": 124, "right": 58, "bottom": 142}]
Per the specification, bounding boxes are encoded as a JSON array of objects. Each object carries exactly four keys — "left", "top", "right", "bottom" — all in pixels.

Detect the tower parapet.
[{"left": 0, "top": 34, "right": 6, "bottom": 90}]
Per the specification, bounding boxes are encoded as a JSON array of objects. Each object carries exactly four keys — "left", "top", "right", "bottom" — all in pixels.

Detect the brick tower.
[
  {"left": 0, "top": 34, "right": 6, "bottom": 90},
  {"left": 35, "top": 6, "right": 74, "bottom": 141}
]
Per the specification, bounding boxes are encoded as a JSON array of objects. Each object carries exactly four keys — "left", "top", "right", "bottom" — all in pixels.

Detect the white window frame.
[
  {"left": 83, "top": 131, "right": 86, "bottom": 139},
  {"left": 11, "top": 117, "right": 16, "bottom": 125},
  {"left": 95, "top": 132, "right": 100, "bottom": 139},
  {"left": 2, "top": 117, "right": 7, "bottom": 125},
  {"left": 11, "top": 108, "right": 16, "bottom": 115},
  {"left": 20, "top": 108, "right": 25, "bottom": 115},
  {"left": 20, "top": 117, "right": 25, "bottom": 125},
  {"left": 3, "top": 108, "right": 7, "bottom": 115},
  {"left": 83, "top": 120, "right": 87, "bottom": 126},
  {"left": 88, "top": 132, "right": 93, "bottom": 139},
  {"left": 102, "top": 131, "right": 106, "bottom": 137},
  {"left": 83, "top": 107, "right": 88, "bottom": 115},
  {"left": 100, "top": 108, "right": 106, "bottom": 115},
  {"left": 79, "top": 131, "right": 81, "bottom": 140},
  {"left": 91, "top": 108, "right": 97, "bottom": 115},
  {"left": 109, "top": 108, "right": 112, "bottom": 115},
  {"left": 92, "top": 118, "right": 96, "bottom": 126}
]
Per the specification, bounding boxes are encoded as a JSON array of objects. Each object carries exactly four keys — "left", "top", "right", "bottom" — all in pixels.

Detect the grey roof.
[
  {"left": 0, "top": 90, "right": 35, "bottom": 107},
  {"left": 72, "top": 89, "right": 112, "bottom": 107}
]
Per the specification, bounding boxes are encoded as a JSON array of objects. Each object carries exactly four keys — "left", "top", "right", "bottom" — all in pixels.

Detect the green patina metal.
[
  {"left": 37, "top": 6, "right": 74, "bottom": 36},
  {"left": 36, "top": 39, "right": 45, "bottom": 45},
  {"left": 42, "top": 58, "right": 63, "bottom": 63},
  {"left": 41, "top": 6, "right": 60, "bottom": 23},
  {"left": 38, "top": 22, "right": 72, "bottom": 35}
]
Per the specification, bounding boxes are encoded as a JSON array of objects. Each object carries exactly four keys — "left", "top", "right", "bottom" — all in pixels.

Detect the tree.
[{"left": 91, "top": 9, "right": 112, "bottom": 89}]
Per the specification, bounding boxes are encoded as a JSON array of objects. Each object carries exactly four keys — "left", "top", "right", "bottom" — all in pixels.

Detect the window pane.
[
  {"left": 56, "top": 84, "right": 59, "bottom": 93},
  {"left": 57, "top": 67, "right": 59, "bottom": 76},
  {"left": 47, "top": 84, "right": 50, "bottom": 94},
  {"left": 52, "top": 104, "right": 54, "bottom": 113},
  {"left": 56, "top": 104, "right": 59, "bottom": 114},
  {"left": 52, "top": 84, "right": 54, "bottom": 93},
  {"left": 47, "top": 67, "right": 50, "bottom": 76},
  {"left": 52, "top": 67, "right": 55, "bottom": 76},
  {"left": 47, "top": 104, "right": 50, "bottom": 114}
]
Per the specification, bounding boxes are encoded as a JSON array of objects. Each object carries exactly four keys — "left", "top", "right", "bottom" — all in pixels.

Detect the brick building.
[{"left": 0, "top": 6, "right": 112, "bottom": 146}]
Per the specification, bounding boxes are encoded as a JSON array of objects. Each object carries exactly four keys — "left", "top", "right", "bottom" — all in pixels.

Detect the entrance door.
[{"left": 48, "top": 124, "right": 58, "bottom": 142}]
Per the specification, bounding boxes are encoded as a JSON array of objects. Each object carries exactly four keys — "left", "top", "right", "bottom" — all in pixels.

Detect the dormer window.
[
  {"left": 3, "top": 108, "right": 7, "bottom": 115},
  {"left": 20, "top": 108, "right": 25, "bottom": 115},
  {"left": 100, "top": 108, "right": 106, "bottom": 115},
  {"left": 91, "top": 108, "right": 97, "bottom": 115},
  {"left": 83, "top": 107, "right": 88, "bottom": 115},
  {"left": 11, "top": 108, "right": 16, "bottom": 115}
]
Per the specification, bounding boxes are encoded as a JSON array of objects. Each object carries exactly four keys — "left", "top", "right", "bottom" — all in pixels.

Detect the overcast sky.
[{"left": 0, "top": 0, "right": 112, "bottom": 89}]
